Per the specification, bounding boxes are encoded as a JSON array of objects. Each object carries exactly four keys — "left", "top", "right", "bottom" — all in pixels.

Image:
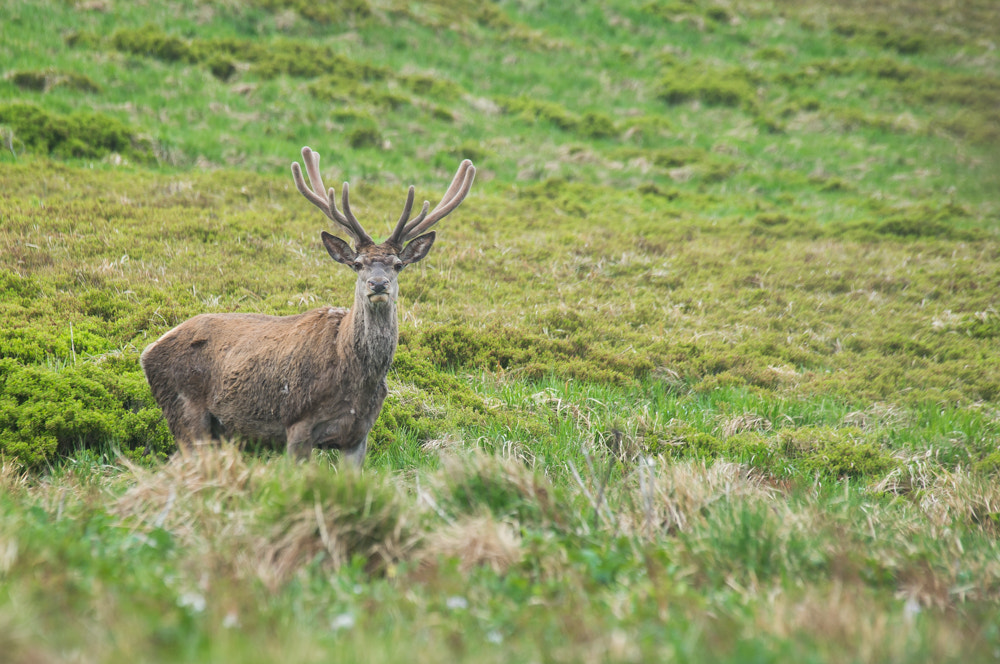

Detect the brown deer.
[{"left": 140, "top": 146, "right": 476, "bottom": 465}]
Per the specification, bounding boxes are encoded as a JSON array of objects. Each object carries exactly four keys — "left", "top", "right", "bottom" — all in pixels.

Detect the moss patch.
[{"left": 0, "top": 103, "right": 151, "bottom": 161}]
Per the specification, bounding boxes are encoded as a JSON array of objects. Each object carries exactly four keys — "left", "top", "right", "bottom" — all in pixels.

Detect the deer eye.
[
  {"left": 393, "top": 260, "right": 404, "bottom": 272},
  {"left": 352, "top": 259, "right": 364, "bottom": 271}
]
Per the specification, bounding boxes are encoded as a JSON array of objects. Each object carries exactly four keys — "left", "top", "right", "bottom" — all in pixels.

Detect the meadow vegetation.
[{"left": 1, "top": 0, "right": 999, "bottom": 661}]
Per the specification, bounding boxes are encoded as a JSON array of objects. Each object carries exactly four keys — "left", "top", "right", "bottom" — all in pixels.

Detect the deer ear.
[
  {"left": 321, "top": 231, "right": 356, "bottom": 265},
  {"left": 399, "top": 232, "right": 436, "bottom": 265}
]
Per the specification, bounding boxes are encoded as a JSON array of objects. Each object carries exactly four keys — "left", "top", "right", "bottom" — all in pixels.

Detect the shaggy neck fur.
[{"left": 340, "top": 284, "right": 398, "bottom": 384}]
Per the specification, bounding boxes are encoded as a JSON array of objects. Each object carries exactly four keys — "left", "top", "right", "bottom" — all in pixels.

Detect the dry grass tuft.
[
  {"left": 0, "top": 460, "right": 30, "bottom": 497},
  {"left": 433, "top": 449, "right": 559, "bottom": 525},
  {"left": 842, "top": 402, "right": 910, "bottom": 431},
  {"left": 919, "top": 468, "right": 1000, "bottom": 534},
  {"left": 721, "top": 412, "right": 772, "bottom": 437},
  {"left": 421, "top": 433, "right": 464, "bottom": 453},
  {"left": 615, "top": 459, "right": 774, "bottom": 538},
  {"left": 754, "top": 583, "right": 965, "bottom": 662},
  {"left": 870, "top": 448, "right": 939, "bottom": 495},
  {"left": 421, "top": 513, "right": 522, "bottom": 573},
  {"left": 113, "top": 442, "right": 256, "bottom": 540},
  {"left": 255, "top": 465, "right": 415, "bottom": 586}
]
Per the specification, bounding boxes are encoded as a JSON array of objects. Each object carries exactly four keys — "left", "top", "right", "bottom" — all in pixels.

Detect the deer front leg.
[
  {"left": 341, "top": 436, "right": 368, "bottom": 468},
  {"left": 286, "top": 421, "right": 314, "bottom": 462}
]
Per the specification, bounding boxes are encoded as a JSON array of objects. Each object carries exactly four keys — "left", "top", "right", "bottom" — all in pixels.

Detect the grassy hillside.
[{"left": 1, "top": 0, "right": 999, "bottom": 661}]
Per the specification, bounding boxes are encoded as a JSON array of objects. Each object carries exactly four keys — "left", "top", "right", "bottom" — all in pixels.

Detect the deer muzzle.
[{"left": 367, "top": 277, "right": 391, "bottom": 303}]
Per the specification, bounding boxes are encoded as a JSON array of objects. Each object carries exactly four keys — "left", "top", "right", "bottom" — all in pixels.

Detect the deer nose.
[{"left": 367, "top": 277, "right": 389, "bottom": 294}]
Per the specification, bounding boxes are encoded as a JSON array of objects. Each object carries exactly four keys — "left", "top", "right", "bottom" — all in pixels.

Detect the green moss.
[
  {"left": 636, "top": 182, "right": 680, "bottom": 200},
  {"left": 252, "top": 0, "right": 371, "bottom": 24},
  {"left": 802, "top": 57, "right": 1000, "bottom": 146},
  {"left": 111, "top": 25, "right": 195, "bottom": 63},
  {"left": 367, "top": 392, "right": 438, "bottom": 458},
  {"left": 204, "top": 54, "right": 237, "bottom": 82},
  {"left": 641, "top": 0, "right": 732, "bottom": 26},
  {"left": 657, "top": 63, "right": 759, "bottom": 111},
  {"left": 840, "top": 203, "right": 979, "bottom": 241},
  {"left": 252, "top": 42, "right": 386, "bottom": 80},
  {"left": 755, "top": 46, "right": 789, "bottom": 62},
  {"left": 391, "top": 348, "right": 490, "bottom": 413},
  {"left": 308, "top": 77, "right": 409, "bottom": 110},
  {"left": 497, "top": 95, "right": 579, "bottom": 132},
  {"left": 0, "top": 103, "right": 151, "bottom": 161},
  {"left": 974, "top": 451, "right": 1000, "bottom": 476},
  {"left": 475, "top": 4, "right": 516, "bottom": 30},
  {"left": 435, "top": 140, "right": 491, "bottom": 166},
  {"left": 9, "top": 69, "right": 101, "bottom": 94},
  {"left": 651, "top": 421, "right": 722, "bottom": 460},
  {"left": 495, "top": 96, "right": 617, "bottom": 139},
  {"left": 430, "top": 105, "right": 456, "bottom": 122},
  {"left": 0, "top": 359, "right": 171, "bottom": 468},
  {"left": 346, "top": 123, "right": 382, "bottom": 149},
  {"left": 779, "top": 427, "right": 896, "bottom": 479},
  {"left": 399, "top": 74, "right": 465, "bottom": 99},
  {"left": 833, "top": 22, "right": 928, "bottom": 54},
  {"left": 650, "top": 146, "right": 707, "bottom": 167},
  {"left": 577, "top": 111, "right": 617, "bottom": 139},
  {"left": 108, "top": 26, "right": 389, "bottom": 84}
]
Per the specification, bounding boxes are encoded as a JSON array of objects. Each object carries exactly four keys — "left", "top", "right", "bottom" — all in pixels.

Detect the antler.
[
  {"left": 387, "top": 159, "right": 476, "bottom": 247},
  {"left": 291, "top": 146, "right": 374, "bottom": 247}
]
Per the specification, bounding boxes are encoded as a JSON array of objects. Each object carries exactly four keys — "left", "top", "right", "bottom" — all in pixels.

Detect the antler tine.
[
  {"left": 337, "top": 182, "right": 373, "bottom": 246},
  {"left": 291, "top": 148, "right": 332, "bottom": 217},
  {"left": 388, "top": 186, "right": 430, "bottom": 247},
  {"left": 401, "top": 160, "right": 476, "bottom": 242},
  {"left": 291, "top": 146, "right": 374, "bottom": 247},
  {"left": 397, "top": 186, "right": 416, "bottom": 228}
]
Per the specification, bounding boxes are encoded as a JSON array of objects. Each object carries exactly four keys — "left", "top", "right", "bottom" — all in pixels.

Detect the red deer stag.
[{"left": 141, "top": 146, "right": 476, "bottom": 465}]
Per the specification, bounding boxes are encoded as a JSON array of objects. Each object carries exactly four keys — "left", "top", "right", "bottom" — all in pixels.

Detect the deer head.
[{"left": 291, "top": 146, "right": 476, "bottom": 307}]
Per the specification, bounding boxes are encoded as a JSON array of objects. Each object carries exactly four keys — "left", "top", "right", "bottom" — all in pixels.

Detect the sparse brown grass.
[
  {"left": 920, "top": 468, "right": 1000, "bottom": 535},
  {"left": 420, "top": 513, "right": 522, "bottom": 573},
  {"left": 613, "top": 459, "right": 777, "bottom": 538},
  {"left": 753, "top": 583, "right": 966, "bottom": 663},
  {"left": 115, "top": 442, "right": 256, "bottom": 535}
]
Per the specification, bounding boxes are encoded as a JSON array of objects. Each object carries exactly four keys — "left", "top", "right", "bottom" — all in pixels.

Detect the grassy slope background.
[{"left": 1, "top": 0, "right": 1000, "bottom": 661}]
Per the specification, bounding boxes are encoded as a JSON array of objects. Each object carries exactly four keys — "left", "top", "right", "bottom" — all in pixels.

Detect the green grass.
[{"left": 1, "top": 0, "right": 1000, "bottom": 661}]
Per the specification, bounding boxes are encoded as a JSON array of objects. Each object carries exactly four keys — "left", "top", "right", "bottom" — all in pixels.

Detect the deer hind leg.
[{"left": 164, "top": 394, "right": 214, "bottom": 448}]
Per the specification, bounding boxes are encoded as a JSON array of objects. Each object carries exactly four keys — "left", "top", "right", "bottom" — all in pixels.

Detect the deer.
[{"left": 140, "top": 146, "right": 476, "bottom": 466}]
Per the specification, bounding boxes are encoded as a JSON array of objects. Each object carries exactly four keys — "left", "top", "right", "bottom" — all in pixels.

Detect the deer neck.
[{"left": 340, "top": 292, "right": 398, "bottom": 383}]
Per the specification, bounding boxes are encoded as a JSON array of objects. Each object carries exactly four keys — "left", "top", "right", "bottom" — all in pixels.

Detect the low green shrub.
[
  {"left": 252, "top": 0, "right": 372, "bottom": 24},
  {"left": 346, "top": 122, "right": 382, "bottom": 149},
  {"left": 657, "top": 63, "right": 759, "bottom": 111},
  {"left": 367, "top": 392, "right": 439, "bottom": 457},
  {"left": 111, "top": 24, "right": 194, "bottom": 62},
  {"left": 107, "top": 26, "right": 388, "bottom": 84},
  {"left": 399, "top": 74, "right": 465, "bottom": 99},
  {"left": 435, "top": 140, "right": 491, "bottom": 166},
  {"left": 0, "top": 103, "right": 151, "bottom": 160},
  {"left": 779, "top": 427, "right": 896, "bottom": 479},
  {"left": 308, "top": 77, "right": 409, "bottom": 110},
  {"left": 833, "top": 22, "right": 928, "bottom": 54},
  {"left": 0, "top": 359, "right": 171, "bottom": 467},
  {"left": 496, "top": 96, "right": 617, "bottom": 139},
  {"left": 9, "top": 69, "right": 101, "bottom": 93}
]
